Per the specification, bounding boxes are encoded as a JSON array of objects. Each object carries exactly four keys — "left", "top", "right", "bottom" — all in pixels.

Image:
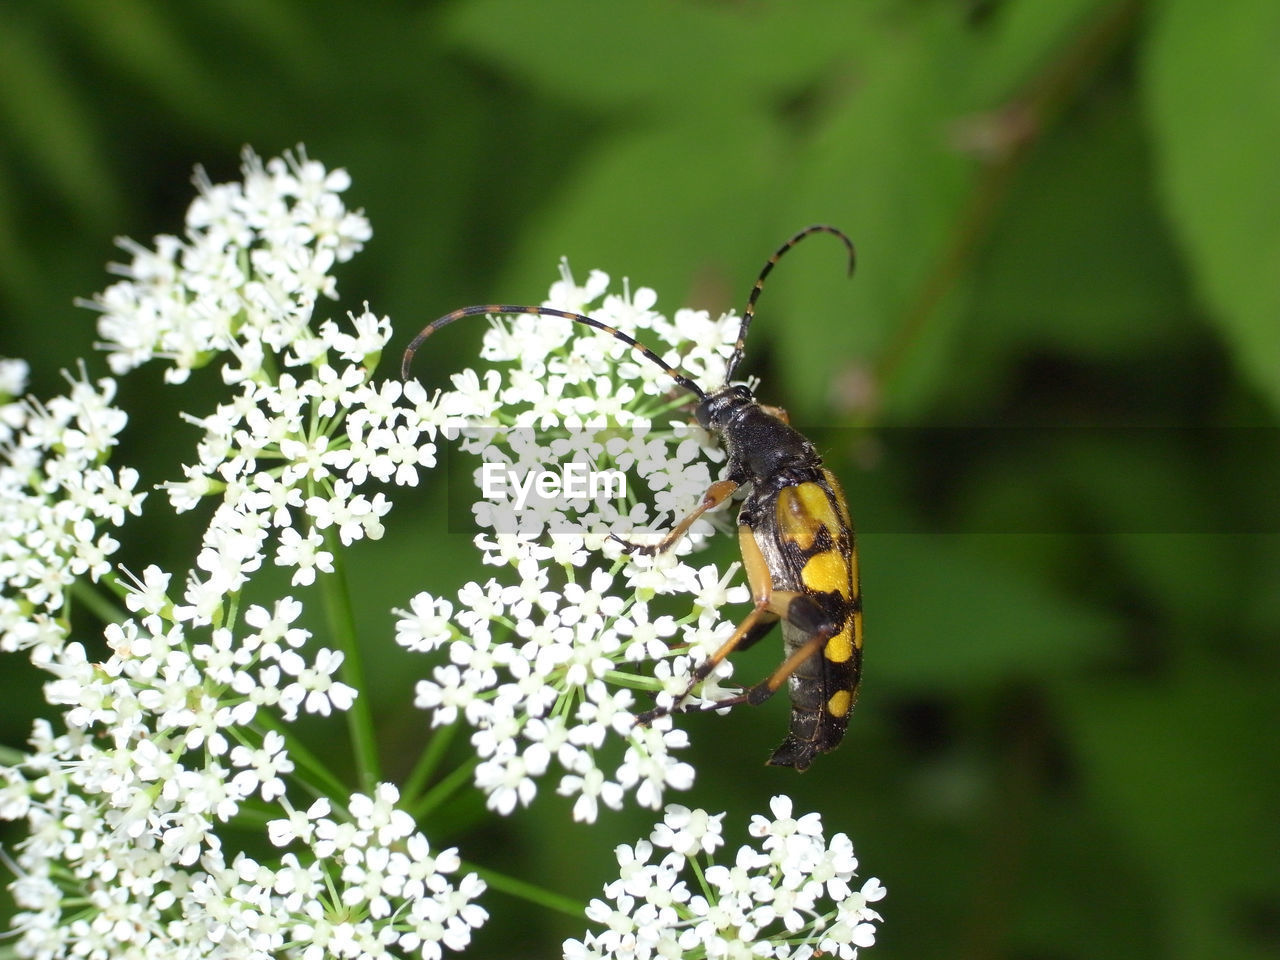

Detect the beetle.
[{"left": 402, "top": 225, "right": 862, "bottom": 770}]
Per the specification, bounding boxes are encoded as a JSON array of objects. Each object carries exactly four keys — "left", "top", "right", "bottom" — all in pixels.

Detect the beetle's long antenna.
[
  {"left": 401, "top": 304, "right": 707, "bottom": 401},
  {"left": 725, "top": 225, "right": 856, "bottom": 381}
]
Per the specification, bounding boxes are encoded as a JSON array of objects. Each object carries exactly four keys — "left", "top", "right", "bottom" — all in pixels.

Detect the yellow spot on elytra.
[
  {"left": 778, "top": 482, "right": 842, "bottom": 552},
  {"left": 825, "top": 623, "right": 853, "bottom": 663},
  {"left": 823, "top": 468, "right": 853, "bottom": 530},
  {"left": 826, "top": 689, "right": 852, "bottom": 717},
  {"left": 801, "top": 550, "right": 849, "bottom": 598},
  {"left": 796, "top": 482, "right": 838, "bottom": 528},
  {"left": 776, "top": 488, "right": 815, "bottom": 550}
]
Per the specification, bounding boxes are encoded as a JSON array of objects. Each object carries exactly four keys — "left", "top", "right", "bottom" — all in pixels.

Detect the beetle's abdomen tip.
[{"left": 766, "top": 736, "right": 817, "bottom": 771}]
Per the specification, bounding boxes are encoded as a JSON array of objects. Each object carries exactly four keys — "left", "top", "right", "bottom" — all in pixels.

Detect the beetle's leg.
[
  {"left": 611, "top": 479, "right": 738, "bottom": 556},
  {"left": 637, "top": 526, "right": 848, "bottom": 724},
  {"left": 653, "top": 597, "right": 843, "bottom": 716},
  {"left": 734, "top": 609, "right": 780, "bottom": 653},
  {"left": 744, "top": 618, "right": 836, "bottom": 705},
  {"left": 637, "top": 523, "right": 795, "bottom": 724},
  {"left": 663, "top": 591, "right": 844, "bottom": 711}
]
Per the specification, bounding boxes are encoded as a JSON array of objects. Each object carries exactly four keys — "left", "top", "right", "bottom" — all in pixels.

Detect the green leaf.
[
  {"left": 781, "top": 8, "right": 977, "bottom": 418},
  {"left": 445, "top": 0, "right": 863, "bottom": 113},
  {"left": 0, "top": 9, "right": 121, "bottom": 226},
  {"left": 1060, "top": 666, "right": 1280, "bottom": 960},
  {"left": 975, "top": 86, "right": 1189, "bottom": 357},
  {"left": 494, "top": 113, "right": 784, "bottom": 319},
  {"left": 864, "top": 533, "right": 1120, "bottom": 689},
  {"left": 61, "top": 0, "right": 235, "bottom": 131},
  {"left": 966, "top": 0, "right": 1122, "bottom": 105},
  {"left": 1143, "top": 0, "right": 1280, "bottom": 413}
]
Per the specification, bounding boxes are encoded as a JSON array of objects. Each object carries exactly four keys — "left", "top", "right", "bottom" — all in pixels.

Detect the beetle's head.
[{"left": 695, "top": 384, "right": 755, "bottom": 432}]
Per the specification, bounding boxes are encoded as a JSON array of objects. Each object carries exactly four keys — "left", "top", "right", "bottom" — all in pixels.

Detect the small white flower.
[
  {"left": 277, "top": 646, "right": 357, "bottom": 718},
  {"left": 395, "top": 592, "right": 456, "bottom": 652},
  {"left": 229, "top": 730, "right": 294, "bottom": 801},
  {"left": 267, "top": 797, "right": 332, "bottom": 847},
  {"left": 274, "top": 526, "right": 335, "bottom": 586},
  {"left": 474, "top": 738, "right": 549, "bottom": 815},
  {"left": 652, "top": 804, "right": 725, "bottom": 857}
]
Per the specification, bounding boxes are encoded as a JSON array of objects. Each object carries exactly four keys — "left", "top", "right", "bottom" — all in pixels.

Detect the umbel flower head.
[
  {"left": 1, "top": 148, "right": 483, "bottom": 960},
  {"left": 565, "top": 796, "right": 885, "bottom": 960}
]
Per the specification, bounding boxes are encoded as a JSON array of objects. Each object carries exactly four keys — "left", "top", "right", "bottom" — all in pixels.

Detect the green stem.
[
  {"left": 460, "top": 860, "right": 583, "bottom": 920},
  {"left": 227, "top": 801, "right": 278, "bottom": 826},
  {"left": 410, "top": 754, "right": 478, "bottom": 822},
  {"left": 69, "top": 578, "right": 127, "bottom": 626},
  {"left": 257, "top": 712, "right": 351, "bottom": 802},
  {"left": 0, "top": 745, "right": 27, "bottom": 766},
  {"left": 400, "top": 722, "right": 459, "bottom": 811},
  {"left": 319, "top": 529, "right": 381, "bottom": 791}
]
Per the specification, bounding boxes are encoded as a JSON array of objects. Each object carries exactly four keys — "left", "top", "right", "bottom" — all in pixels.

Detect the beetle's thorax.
[{"left": 696, "top": 385, "right": 820, "bottom": 488}]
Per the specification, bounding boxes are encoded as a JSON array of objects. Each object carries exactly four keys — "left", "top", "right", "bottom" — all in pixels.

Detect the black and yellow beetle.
[{"left": 402, "top": 226, "right": 862, "bottom": 771}]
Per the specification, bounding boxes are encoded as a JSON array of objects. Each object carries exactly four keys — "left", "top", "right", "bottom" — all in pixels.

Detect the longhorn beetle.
[{"left": 401, "top": 226, "right": 862, "bottom": 771}]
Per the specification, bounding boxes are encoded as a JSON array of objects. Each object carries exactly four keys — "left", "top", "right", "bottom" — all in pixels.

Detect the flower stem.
[
  {"left": 257, "top": 712, "right": 351, "bottom": 803},
  {"left": 318, "top": 529, "right": 381, "bottom": 791},
  {"left": 69, "top": 579, "right": 127, "bottom": 626},
  {"left": 410, "top": 754, "right": 478, "bottom": 822},
  {"left": 459, "top": 860, "right": 583, "bottom": 920},
  {"left": 0, "top": 744, "right": 27, "bottom": 766},
  {"left": 400, "top": 721, "right": 459, "bottom": 811}
]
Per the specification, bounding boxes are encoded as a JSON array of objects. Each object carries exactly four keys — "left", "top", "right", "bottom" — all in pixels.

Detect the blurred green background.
[{"left": 1, "top": 1, "right": 1277, "bottom": 959}]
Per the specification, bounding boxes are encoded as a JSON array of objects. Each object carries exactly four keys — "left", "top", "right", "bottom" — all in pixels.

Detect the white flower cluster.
[
  {"left": 396, "top": 270, "right": 761, "bottom": 820},
  {"left": 2, "top": 723, "right": 483, "bottom": 960},
  {"left": 0, "top": 360, "right": 142, "bottom": 659},
  {"left": 89, "top": 147, "right": 371, "bottom": 384},
  {"left": 0, "top": 150, "right": 485, "bottom": 959},
  {"left": 265, "top": 784, "right": 487, "bottom": 960},
  {"left": 565, "top": 796, "right": 885, "bottom": 960},
  {"left": 162, "top": 327, "right": 439, "bottom": 611},
  {"left": 83, "top": 147, "right": 436, "bottom": 611},
  {"left": 440, "top": 263, "right": 738, "bottom": 542}
]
